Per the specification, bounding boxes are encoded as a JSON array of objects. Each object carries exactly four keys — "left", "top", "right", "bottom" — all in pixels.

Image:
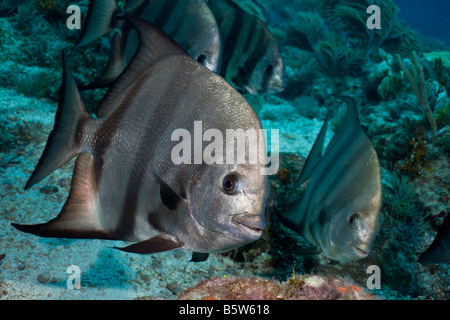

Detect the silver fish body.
[
  {"left": 207, "top": 0, "right": 285, "bottom": 95},
  {"left": 77, "top": 0, "right": 221, "bottom": 89},
  {"left": 13, "top": 16, "right": 268, "bottom": 256},
  {"left": 278, "top": 97, "right": 382, "bottom": 262},
  {"left": 136, "top": 0, "right": 221, "bottom": 72}
]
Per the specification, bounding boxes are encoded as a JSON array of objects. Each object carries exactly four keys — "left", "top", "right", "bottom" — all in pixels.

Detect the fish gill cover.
[{"left": 0, "top": 0, "right": 448, "bottom": 302}]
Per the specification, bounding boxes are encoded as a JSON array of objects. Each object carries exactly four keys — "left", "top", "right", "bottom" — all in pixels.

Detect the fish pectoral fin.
[
  {"left": 115, "top": 235, "right": 183, "bottom": 254},
  {"left": 153, "top": 171, "right": 186, "bottom": 211},
  {"left": 190, "top": 252, "right": 209, "bottom": 262},
  {"left": 14, "top": 153, "right": 112, "bottom": 239}
]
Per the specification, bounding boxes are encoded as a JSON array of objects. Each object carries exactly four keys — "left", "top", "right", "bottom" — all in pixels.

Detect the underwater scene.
[{"left": 0, "top": 0, "right": 449, "bottom": 302}]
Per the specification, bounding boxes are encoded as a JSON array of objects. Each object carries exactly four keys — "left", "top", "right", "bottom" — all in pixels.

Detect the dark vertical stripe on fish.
[
  {"left": 261, "top": 55, "right": 275, "bottom": 93},
  {"left": 219, "top": 9, "right": 244, "bottom": 76},
  {"left": 91, "top": 75, "right": 149, "bottom": 186},
  {"left": 300, "top": 125, "right": 361, "bottom": 241},
  {"left": 164, "top": 0, "right": 190, "bottom": 39},
  {"left": 232, "top": 27, "right": 267, "bottom": 89},
  {"left": 241, "top": 16, "right": 257, "bottom": 57},
  {"left": 152, "top": 0, "right": 178, "bottom": 30},
  {"left": 231, "top": 40, "right": 259, "bottom": 87},
  {"left": 92, "top": 109, "right": 126, "bottom": 186},
  {"left": 113, "top": 70, "right": 183, "bottom": 239}
]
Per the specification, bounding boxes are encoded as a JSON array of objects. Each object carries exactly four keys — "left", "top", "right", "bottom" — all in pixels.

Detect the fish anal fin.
[
  {"left": 14, "top": 153, "right": 111, "bottom": 240},
  {"left": 115, "top": 235, "right": 183, "bottom": 254}
]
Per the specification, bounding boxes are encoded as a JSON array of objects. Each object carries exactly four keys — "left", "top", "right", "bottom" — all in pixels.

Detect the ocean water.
[
  {"left": 0, "top": 0, "right": 448, "bottom": 303},
  {"left": 395, "top": 0, "right": 450, "bottom": 46}
]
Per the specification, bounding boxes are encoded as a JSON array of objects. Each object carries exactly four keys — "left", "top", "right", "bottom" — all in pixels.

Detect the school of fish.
[{"left": 13, "top": 0, "right": 448, "bottom": 265}]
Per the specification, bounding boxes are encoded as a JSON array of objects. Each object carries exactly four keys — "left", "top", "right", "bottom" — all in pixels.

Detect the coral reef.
[
  {"left": 395, "top": 138, "right": 433, "bottom": 179},
  {"left": 178, "top": 275, "right": 375, "bottom": 300},
  {"left": 313, "top": 33, "right": 365, "bottom": 77},
  {"left": 332, "top": 0, "right": 400, "bottom": 58},
  {"left": 396, "top": 52, "right": 438, "bottom": 136}
]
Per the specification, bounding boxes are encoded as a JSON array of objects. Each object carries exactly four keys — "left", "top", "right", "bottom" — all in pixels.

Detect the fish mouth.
[
  {"left": 232, "top": 213, "right": 265, "bottom": 236},
  {"left": 237, "top": 223, "right": 263, "bottom": 235},
  {"left": 352, "top": 245, "right": 369, "bottom": 257},
  {"left": 273, "top": 80, "right": 286, "bottom": 91},
  {"left": 266, "top": 80, "right": 285, "bottom": 94}
]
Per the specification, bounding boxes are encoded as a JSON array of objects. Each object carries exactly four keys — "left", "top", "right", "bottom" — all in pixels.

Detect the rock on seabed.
[{"left": 178, "top": 275, "right": 377, "bottom": 300}]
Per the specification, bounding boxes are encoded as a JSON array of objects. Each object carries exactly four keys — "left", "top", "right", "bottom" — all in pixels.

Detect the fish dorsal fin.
[
  {"left": 294, "top": 96, "right": 361, "bottom": 190},
  {"left": 115, "top": 234, "right": 183, "bottom": 254},
  {"left": 96, "top": 15, "right": 188, "bottom": 118},
  {"left": 153, "top": 171, "right": 186, "bottom": 211},
  {"left": 13, "top": 153, "right": 111, "bottom": 239},
  {"left": 335, "top": 96, "right": 360, "bottom": 121},
  {"left": 294, "top": 117, "right": 329, "bottom": 189},
  {"left": 297, "top": 96, "right": 361, "bottom": 189},
  {"left": 324, "top": 96, "right": 362, "bottom": 155},
  {"left": 76, "top": 0, "right": 120, "bottom": 47},
  {"left": 122, "top": 14, "right": 188, "bottom": 69}
]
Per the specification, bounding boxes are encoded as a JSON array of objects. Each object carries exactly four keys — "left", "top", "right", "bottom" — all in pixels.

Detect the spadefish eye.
[
  {"left": 197, "top": 54, "right": 206, "bottom": 64},
  {"left": 265, "top": 64, "right": 274, "bottom": 75},
  {"left": 222, "top": 173, "right": 240, "bottom": 194},
  {"left": 348, "top": 214, "right": 357, "bottom": 227}
]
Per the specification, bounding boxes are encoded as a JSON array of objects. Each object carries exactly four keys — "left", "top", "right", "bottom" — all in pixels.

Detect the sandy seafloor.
[{"left": 0, "top": 87, "right": 324, "bottom": 300}]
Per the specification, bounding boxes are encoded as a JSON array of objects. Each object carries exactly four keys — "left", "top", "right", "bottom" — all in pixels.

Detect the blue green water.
[
  {"left": 395, "top": 0, "right": 450, "bottom": 46},
  {"left": 0, "top": 0, "right": 448, "bottom": 301}
]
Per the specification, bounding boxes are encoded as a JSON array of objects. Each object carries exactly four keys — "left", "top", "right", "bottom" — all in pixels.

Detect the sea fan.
[{"left": 313, "top": 33, "right": 365, "bottom": 76}]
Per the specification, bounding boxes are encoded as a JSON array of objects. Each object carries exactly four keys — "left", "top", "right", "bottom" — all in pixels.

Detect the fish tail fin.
[
  {"left": 76, "top": 0, "right": 121, "bottom": 47},
  {"left": 25, "top": 51, "right": 91, "bottom": 190}
]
